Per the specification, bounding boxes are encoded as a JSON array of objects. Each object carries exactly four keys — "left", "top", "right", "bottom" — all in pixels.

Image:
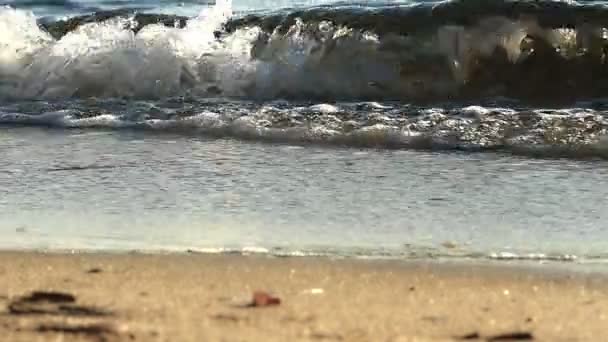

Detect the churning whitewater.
[{"left": 1, "top": 0, "right": 608, "bottom": 157}]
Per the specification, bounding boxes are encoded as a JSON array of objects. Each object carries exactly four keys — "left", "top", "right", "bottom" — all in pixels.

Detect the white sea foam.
[
  {"left": 0, "top": 0, "right": 258, "bottom": 99},
  {"left": 0, "top": 99, "right": 607, "bottom": 159},
  {"left": 1, "top": 1, "right": 606, "bottom": 101}
]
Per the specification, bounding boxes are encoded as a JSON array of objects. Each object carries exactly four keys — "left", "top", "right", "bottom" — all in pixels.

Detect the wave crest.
[{"left": 2, "top": 1, "right": 608, "bottom": 101}]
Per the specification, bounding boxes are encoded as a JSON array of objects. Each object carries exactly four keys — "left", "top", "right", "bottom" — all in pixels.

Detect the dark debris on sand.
[
  {"left": 7, "top": 291, "right": 111, "bottom": 317},
  {"left": 487, "top": 332, "right": 534, "bottom": 341},
  {"left": 457, "top": 331, "right": 534, "bottom": 341},
  {"left": 248, "top": 291, "right": 281, "bottom": 307},
  {"left": 36, "top": 322, "right": 117, "bottom": 337},
  {"left": 4, "top": 290, "right": 121, "bottom": 341}
]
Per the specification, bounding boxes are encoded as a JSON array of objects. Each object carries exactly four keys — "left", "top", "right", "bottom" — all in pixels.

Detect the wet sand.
[{"left": 0, "top": 251, "right": 607, "bottom": 341}]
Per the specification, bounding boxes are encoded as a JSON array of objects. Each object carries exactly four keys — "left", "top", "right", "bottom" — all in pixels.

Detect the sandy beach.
[{"left": 0, "top": 252, "right": 606, "bottom": 341}]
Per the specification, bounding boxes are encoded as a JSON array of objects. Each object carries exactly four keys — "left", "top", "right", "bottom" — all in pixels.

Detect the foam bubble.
[{"left": 309, "top": 104, "right": 340, "bottom": 113}]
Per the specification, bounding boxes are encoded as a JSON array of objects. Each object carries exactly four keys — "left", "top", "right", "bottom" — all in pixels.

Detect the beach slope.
[{"left": 0, "top": 252, "right": 606, "bottom": 341}]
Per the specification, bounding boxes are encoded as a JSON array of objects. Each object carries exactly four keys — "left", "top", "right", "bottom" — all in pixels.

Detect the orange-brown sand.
[{"left": 0, "top": 251, "right": 607, "bottom": 341}]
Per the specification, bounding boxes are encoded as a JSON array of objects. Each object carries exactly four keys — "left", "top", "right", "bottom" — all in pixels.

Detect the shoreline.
[
  {"left": 1, "top": 247, "right": 606, "bottom": 276},
  {"left": 1, "top": 251, "right": 607, "bottom": 341}
]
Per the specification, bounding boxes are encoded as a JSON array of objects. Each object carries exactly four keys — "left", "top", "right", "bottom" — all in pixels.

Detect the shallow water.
[
  {"left": 2, "top": 126, "right": 608, "bottom": 263},
  {"left": 1, "top": 0, "right": 608, "bottom": 266}
]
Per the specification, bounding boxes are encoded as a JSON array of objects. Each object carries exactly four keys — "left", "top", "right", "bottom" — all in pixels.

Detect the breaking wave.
[
  {"left": 1, "top": 0, "right": 608, "bottom": 158},
  {"left": 2, "top": 0, "right": 608, "bottom": 102}
]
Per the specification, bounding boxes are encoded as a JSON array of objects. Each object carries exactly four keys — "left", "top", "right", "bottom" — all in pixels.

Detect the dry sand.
[{"left": 0, "top": 251, "right": 607, "bottom": 341}]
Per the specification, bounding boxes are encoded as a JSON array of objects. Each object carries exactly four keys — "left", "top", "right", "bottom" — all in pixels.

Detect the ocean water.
[{"left": 1, "top": 0, "right": 608, "bottom": 265}]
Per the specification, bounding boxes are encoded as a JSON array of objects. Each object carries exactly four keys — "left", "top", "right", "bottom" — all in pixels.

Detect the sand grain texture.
[{"left": 0, "top": 252, "right": 606, "bottom": 341}]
